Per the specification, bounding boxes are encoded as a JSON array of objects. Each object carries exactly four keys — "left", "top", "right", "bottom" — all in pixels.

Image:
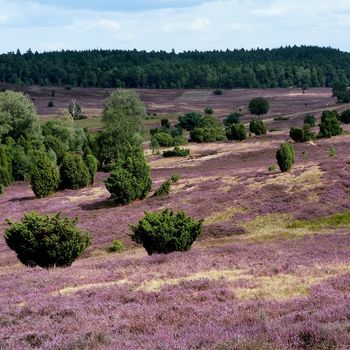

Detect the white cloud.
[{"left": 0, "top": 0, "right": 349, "bottom": 53}]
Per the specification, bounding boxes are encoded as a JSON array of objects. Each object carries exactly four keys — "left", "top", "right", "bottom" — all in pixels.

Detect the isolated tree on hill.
[
  {"left": 0, "top": 91, "right": 41, "bottom": 142},
  {"left": 276, "top": 143, "right": 295, "bottom": 172},
  {"left": 248, "top": 97, "right": 269, "bottom": 116}
]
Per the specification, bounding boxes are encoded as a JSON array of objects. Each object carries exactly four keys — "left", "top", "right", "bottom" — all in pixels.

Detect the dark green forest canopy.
[{"left": 1, "top": 46, "right": 350, "bottom": 89}]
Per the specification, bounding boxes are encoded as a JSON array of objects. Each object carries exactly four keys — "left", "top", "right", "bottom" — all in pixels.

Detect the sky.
[{"left": 0, "top": 0, "right": 350, "bottom": 53}]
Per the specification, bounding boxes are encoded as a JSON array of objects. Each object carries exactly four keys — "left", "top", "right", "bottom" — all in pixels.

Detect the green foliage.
[
  {"left": 319, "top": 111, "right": 342, "bottom": 138},
  {"left": 150, "top": 137, "right": 160, "bottom": 154},
  {"left": 190, "top": 127, "right": 225, "bottom": 143},
  {"left": 304, "top": 114, "right": 316, "bottom": 127},
  {"left": 276, "top": 143, "right": 295, "bottom": 172},
  {"left": 249, "top": 119, "right": 267, "bottom": 135},
  {"left": 0, "top": 145, "right": 12, "bottom": 187},
  {"left": 178, "top": 112, "right": 202, "bottom": 131},
  {"left": 268, "top": 164, "right": 277, "bottom": 172},
  {"left": 163, "top": 146, "right": 190, "bottom": 157},
  {"left": 131, "top": 209, "right": 203, "bottom": 255},
  {"left": 204, "top": 107, "right": 214, "bottom": 114},
  {"left": 69, "top": 128, "right": 88, "bottom": 153},
  {"left": 4, "top": 212, "right": 90, "bottom": 268},
  {"left": 43, "top": 135, "right": 67, "bottom": 165},
  {"left": 289, "top": 126, "right": 314, "bottom": 143},
  {"left": 328, "top": 146, "right": 336, "bottom": 158},
  {"left": 214, "top": 89, "right": 223, "bottom": 95},
  {"left": 60, "top": 153, "right": 90, "bottom": 190},
  {"left": 30, "top": 151, "right": 60, "bottom": 198},
  {"left": 161, "top": 118, "right": 170, "bottom": 128},
  {"left": 153, "top": 179, "right": 172, "bottom": 197},
  {"left": 84, "top": 155, "right": 98, "bottom": 185},
  {"left": 41, "top": 119, "right": 72, "bottom": 147},
  {"left": 170, "top": 174, "right": 181, "bottom": 183},
  {"left": 226, "top": 123, "right": 248, "bottom": 141},
  {"left": 248, "top": 97, "right": 269, "bottom": 115},
  {"left": 0, "top": 183, "right": 3, "bottom": 195},
  {"left": 107, "top": 240, "right": 125, "bottom": 253},
  {"left": 274, "top": 116, "right": 289, "bottom": 121},
  {"left": 105, "top": 145, "right": 152, "bottom": 205},
  {"left": 340, "top": 110, "right": 350, "bottom": 124},
  {"left": 224, "top": 113, "right": 240, "bottom": 126},
  {"left": 152, "top": 132, "right": 174, "bottom": 147},
  {"left": 48, "top": 101, "right": 54, "bottom": 108},
  {"left": 0, "top": 90, "right": 41, "bottom": 142},
  {"left": 173, "top": 135, "right": 188, "bottom": 146},
  {"left": 68, "top": 100, "right": 82, "bottom": 119},
  {"left": 332, "top": 80, "right": 350, "bottom": 103}
]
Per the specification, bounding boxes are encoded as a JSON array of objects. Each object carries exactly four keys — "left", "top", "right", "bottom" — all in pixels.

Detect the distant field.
[{"left": 2, "top": 83, "right": 349, "bottom": 132}]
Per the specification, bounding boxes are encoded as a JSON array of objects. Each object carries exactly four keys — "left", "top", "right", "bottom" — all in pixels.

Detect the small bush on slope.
[
  {"left": 84, "top": 154, "right": 98, "bottom": 185},
  {"left": 226, "top": 123, "right": 248, "bottom": 141},
  {"left": 163, "top": 146, "right": 190, "bottom": 157},
  {"left": 60, "top": 153, "right": 90, "bottom": 190},
  {"left": 131, "top": 209, "right": 203, "bottom": 255},
  {"left": 249, "top": 119, "right": 267, "bottom": 135},
  {"left": 319, "top": 110, "right": 342, "bottom": 138},
  {"left": 153, "top": 180, "right": 172, "bottom": 197},
  {"left": 107, "top": 240, "right": 125, "bottom": 253},
  {"left": 4, "top": 212, "right": 90, "bottom": 268},
  {"left": 30, "top": 151, "right": 60, "bottom": 198},
  {"left": 276, "top": 143, "right": 295, "bottom": 172}
]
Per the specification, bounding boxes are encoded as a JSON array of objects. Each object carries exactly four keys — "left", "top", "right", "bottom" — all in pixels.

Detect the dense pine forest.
[{"left": 1, "top": 46, "right": 350, "bottom": 89}]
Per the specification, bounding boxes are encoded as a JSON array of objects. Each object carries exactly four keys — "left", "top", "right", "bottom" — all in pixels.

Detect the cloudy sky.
[{"left": 0, "top": 0, "right": 349, "bottom": 53}]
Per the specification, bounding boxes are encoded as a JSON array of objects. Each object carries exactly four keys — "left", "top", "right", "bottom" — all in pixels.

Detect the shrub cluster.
[
  {"left": 304, "top": 114, "right": 316, "bottom": 127},
  {"left": 224, "top": 112, "right": 240, "bottom": 127},
  {"left": 105, "top": 146, "right": 152, "bottom": 205},
  {"left": 226, "top": 123, "right": 248, "bottom": 141},
  {"left": 319, "top": 110, "right": 342, "bottom": 138},
  {"left": 276, "top": 143, "right": 295, "bottom": 172},
  {"left": 131, "top": 209, "right": 203, "bottom": 255},
  {"left": 340, "top": 109, "right": 350, "bottom": 124},
  {"left": 4, "top": 212, "right": 90, "bottom": 268},
  {"left": 290, "top": 126, "right": 314, "bottom": 143},
  {"left": 60, "top": 153, "right": 90, "bottom": 190},
  {"left": 249, "top": 119, "right": 267, "bottom": 135},
  {"left": 163, "top": 146, "right": 190, "bottom": 157},
  {"left": 248, "top": 97, "right": 269, "bottom": 115}
]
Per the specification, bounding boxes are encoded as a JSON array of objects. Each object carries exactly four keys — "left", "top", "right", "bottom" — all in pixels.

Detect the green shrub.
[
  {"left": 319, "top": 111, "right": 342, "bottom": 138},
  {"left": 274, "top": 116, "right": 289, "bottom": 121},
  {"left": 214, "top": 89, "right": 223, "bottom": 95},
  {"left": 276, "top": 143, "right": 295, "bottom": 172},
  {"left": 0, "top": 145, "right": 12, "bottom": 187},
  {"left": 249, "top": 119, "right": 267, "bottom": 135},
  {"left": 4, "top": 212, "right": 90, "bottom": 268},
  {"left": 190, "top": 127, "right": 225, "bottom": 143},
  {"left": 60, "top": 153, "right": 90, "bottom": 190},
  {"left": 340, "top": 110, "right": 350, "bottom": 124},
  {"left": 304, "top": 114, "right": 316, "bottom": 127},
  {"left": 107, "top": 240, "right": 125, "bottom": 253},
  {"left": 204, "top": 107, "right": 214, "bottom": 115},
  {"left": 84, "top": 155, "right": 98, "bottom": 185},
  {"left": 268, "top": 164, "right": 277, "bottom": 172},
  {"left": 289, "top": 127, "right": 314, "bottom": 142},
  {"left": 30, "top": 151, "right": 60, "bottom": 198},
  {"left": 105, "top": 146, "right": 152, "bottom": 205},
  {"left": 170, "top": 174, "right": 181, "bottom": 183},
  {"left": 224, "top": 112, "right": 240, "bottom": 126},
  {"left": 131, "top": 209, "right": 203, "bottom": 255},
  {"left": 152, "top": 132, "right": 174, "bottom": 147},
  {"left": 178, "top": 112, "right": 202, "bottom": 131},
  {"left": 328, "top": 146, "right": 336, "bottom": 157},
  {"left": 161, "top": 118, "right": 170, "bottom": 128},
  {"left": 163, "top": 146, "right": 190, "bottom": 157},
  {"left": 0, "top": 183, "right": 3, "bottom": 195},
  {"left": 173, "top": 135, "right": 188, "bottom": 146},
  {"left": 248, "top": 97, "right": 269, "bottom": 115},
  {"left": 43, "top": 135, "right": 67, "bottom": 165},
  {"left": 226, "top": 123, "right": 248, "bottom": 141},
  {"left": 48, "top": 101, "right": 54, "bottom": 108},
  {"left": 153, "top": 179, "right": 172, "bottom": 197}
]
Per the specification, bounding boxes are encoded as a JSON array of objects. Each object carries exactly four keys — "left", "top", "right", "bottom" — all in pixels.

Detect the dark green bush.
[
  {"left": 48, "top": 101, "right": 54, "bottom": 108},
  {"left": 304, "top": 114, "right": 316, "bottom": 127},
  {"left": 84, "top": 155, "right": 98, "bottom": 185},
  {"left": 226, "top": 123, "right": 248, "bottom": 141},
  {"left": 224, "top": 113, "right": 240, "bottom": 126},
  {"left": 107, "top": 240, "right": 125, "bottom": 253},
  {"left": 178, "top": 112, "right": 202, "bottom": 131},
  {"left": 105, "top": 146, "right": 152, "bottom": 205},
  {"left": 163, "top": 146, "right": 190, "bottom": 157},
  {"left": 248, "top": 97, "right": 269, "bottom": 115},
  {"left": 153, "top": 179, "right": 172, "bottom": 197},
  {"left": 0, "top": 145, "right": 12, "bottom": 187},
  {"left": 30, "top": 151, "right": 60, "bottom": 198},
  {"left": 190, "top": 127, "right": 225, "bottom": 143},
  {"left": 131, "top": 209, "right": 203, "bottom": 255},
  {"left": 152, "top": 132, "right": 174, "bottom": 147},
  {"left": 290, "top": 126, "right": 314, "bottom": 143},
  {"left": 60, "top": 153, "right": 90, "bottom": 190},
  {"left": 319, "top": 111, "right": 342, "bottom": 138},
  {"left": 204, "top": 107, "right": 214, "bottom": 115},
  {"left": 161, "top": 118, "right": 170, "bottom": 128},
  {"left": 170, "top": 174, "right": 181, "bottom": 183},
  {"left": 340, "top": 110, "right": 350, "bottom": 124},
  {"left": 4, "top": 212, "right": 90, "bottom": 268},
  {"left": 44, "top": 135, "right": 67, "bottom": 165},
  {"left": 249, "top": 119, "right": 267, "bottom": 135},
  {"left": 214, "top": 89, "right": 223, "bottom": 95},
  {"left": 274, "top": 116, "right": 289, "bottom": 121},
  {"left": 276, "top": 143, "right": 295, "bottom": 172},
  {"left": 173, "top": 135, "right": 188, "bottom": 146}
]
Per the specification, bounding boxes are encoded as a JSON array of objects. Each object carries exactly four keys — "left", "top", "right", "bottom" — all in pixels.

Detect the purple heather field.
[{"left": 2, "top": 107, "right": 350, "bottom": 349}]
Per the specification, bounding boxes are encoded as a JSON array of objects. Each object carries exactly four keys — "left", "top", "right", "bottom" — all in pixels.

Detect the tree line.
[{"left": 1, "top": 46, "right": 350, "bottom": 89}]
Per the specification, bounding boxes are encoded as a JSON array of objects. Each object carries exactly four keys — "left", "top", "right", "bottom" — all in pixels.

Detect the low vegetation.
[
  {"left": 163, "top": 146, "right": 190, "bottom": 157},
  {"left": 131, "top": 209, "right": 203, "bottom": 255},
  {"left": 4, "top": 212, "right": 90, "bottom": 268},
  {"left": 276, "top": 143, "right": 295, "bottom": 172}
]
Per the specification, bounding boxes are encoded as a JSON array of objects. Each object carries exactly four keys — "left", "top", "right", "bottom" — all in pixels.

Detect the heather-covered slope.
[{"left": 1, "top": 127, "right": 350, "bottom": 349}]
